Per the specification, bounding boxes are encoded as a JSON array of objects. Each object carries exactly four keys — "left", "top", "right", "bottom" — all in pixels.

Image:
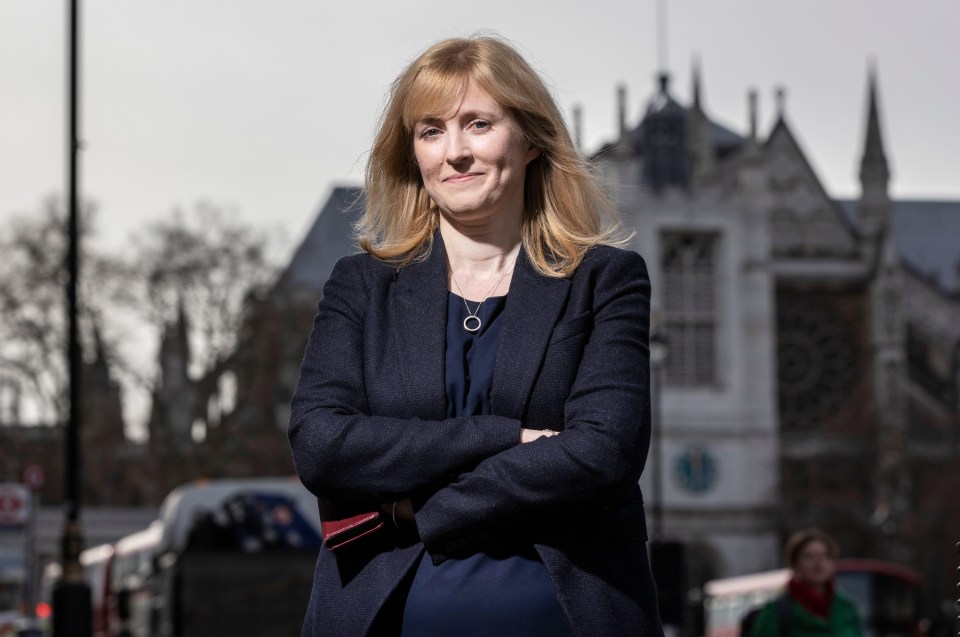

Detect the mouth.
[{"left": 442, "top": 172, "right": 482, "bottom": 184}]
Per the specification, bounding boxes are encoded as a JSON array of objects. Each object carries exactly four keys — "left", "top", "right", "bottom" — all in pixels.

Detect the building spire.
[
  {"left": 691, "top": 55, "right": 702, "bottom": 110},
  {"left": 93, "top": 320, "right": 108, "bottom": 363},
  {"left": 748, "top": 89, "right": 758, "bottom": 141},
  {"left": 774, "top": 86, "right": 787, "bottom": 120},
  {"left": 687, "top": 55, "right": 715, "bottom": 189},
  {"left": 656, "top": 0, "right": 669, "bottom": 75},
  {"left": 859, "top": 63, "right": 890, "bottom": 189},
  {"left": 89, "top": 319, "right": 109, "bottom": 378},
  {"left": 617, "top": 84, "right": 628, "bottom": 137},
  {"left": 857, "top": 61, "right": 891, "bottom": 249}
]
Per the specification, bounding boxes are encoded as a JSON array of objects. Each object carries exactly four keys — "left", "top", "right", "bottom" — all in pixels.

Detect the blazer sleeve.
[
  {"left": 414, "top": 249, "right": 651, "bottom": 554},
  {"left": 288, "top": 255, "right": 522, "bottom": 502}
]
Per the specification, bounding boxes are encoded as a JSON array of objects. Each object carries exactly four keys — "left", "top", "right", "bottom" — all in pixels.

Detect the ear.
[{"left": 525, "top": 144, "right": 542, "bottom": 165}]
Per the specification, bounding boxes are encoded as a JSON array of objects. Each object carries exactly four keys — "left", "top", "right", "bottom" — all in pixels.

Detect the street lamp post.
[
  {"left": 52, "top": 0, "right": 92, "bottom": 635},
  {"left": 649, "top": 318, "right": 669, "bottom": 542},
  {"left": 649, "top": 317, "right": 686, "bottom": 628}
]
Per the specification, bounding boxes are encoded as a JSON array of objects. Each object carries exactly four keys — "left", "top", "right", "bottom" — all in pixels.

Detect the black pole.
[
  {"left": 52, "top": 0, "right": 92, "bottom": 634},
  {"left": 65, "top": 0, "right": 81, "bottom": 541},
  {"left": 649, "top": 325, "right": 667, "bottom": 542},
  {"left": 650, "top": 357, "right": 663, "bottom": 541}
]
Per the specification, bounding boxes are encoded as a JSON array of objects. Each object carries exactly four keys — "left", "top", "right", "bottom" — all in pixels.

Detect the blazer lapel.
[
  {"left": 491, "top": 247, "right": 571, "bottom": 419},
  {"left": 390, "top": 238, "right": 449, "bottom": 421}
]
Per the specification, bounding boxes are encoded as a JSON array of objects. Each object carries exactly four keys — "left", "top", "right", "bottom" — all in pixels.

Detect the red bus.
[
  {"left": 42, "top": 477, "right": 323, "bottom": 637},
  {"left": 703, "top": 559, "right": 924, "bottom": 637}
]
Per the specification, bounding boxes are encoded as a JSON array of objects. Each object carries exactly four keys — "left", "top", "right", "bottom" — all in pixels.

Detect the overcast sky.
[{"left": 3, "top": 0, "right": 959, "bottom": 261}]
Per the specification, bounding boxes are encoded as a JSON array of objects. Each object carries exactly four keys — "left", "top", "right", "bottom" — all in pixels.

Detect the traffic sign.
[
  {"left": 22, "top": 465, "right": 45, "bottom": 491},
  {"left": 0, "top": 484, "right": 30, "bottom": 526}
]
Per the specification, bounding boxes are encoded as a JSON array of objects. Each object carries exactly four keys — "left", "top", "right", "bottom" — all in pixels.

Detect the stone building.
[
  {"left": 197, "top": 187, "right": 361, "bottom": 482},
  {"left": 207, "top": 66, "right": 959, "bottom": 619},
  {"left": 0, "top": 332, "right": 144, "bottom": 506},
  {"left": 594, "top": 69, "right": 780, "bottom": 599},
  {"left": 592, "top": 65, "right": 960, "bottom": 619}
]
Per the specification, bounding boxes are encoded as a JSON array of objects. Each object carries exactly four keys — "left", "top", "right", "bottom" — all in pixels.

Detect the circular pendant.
[{"left": 463, "top": 315, "right": 482, "bottom": 333}]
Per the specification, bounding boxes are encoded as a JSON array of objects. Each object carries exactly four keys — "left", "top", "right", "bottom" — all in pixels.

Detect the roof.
[
  {"left": 592, "top": 73, "right": 745, "bottom": 168},
  {"left": 627, "top": 99, "right": 744, "bottom": 154},
  {"left": 709, "top": 119, "right": 745, "bottom": 154},
  {"left": 276, "top": 185, "right": 362, "bottom": 294},
  {"left": 837, "top": 199, "right": 960, "bottom": 294}
]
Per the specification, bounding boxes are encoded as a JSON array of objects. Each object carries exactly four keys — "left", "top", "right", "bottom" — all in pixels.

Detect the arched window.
[{"left": 661, "top": 232, "right": 718, "bottom": 386}]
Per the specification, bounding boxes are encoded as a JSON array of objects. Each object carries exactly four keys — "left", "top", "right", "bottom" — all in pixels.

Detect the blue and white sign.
[{"left": 673, "top": 446, "right": 719, "bottom": 494}]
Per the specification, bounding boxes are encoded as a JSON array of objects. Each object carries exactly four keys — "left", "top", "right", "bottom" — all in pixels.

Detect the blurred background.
[{"left": 1, "top": 0, "right": 959, "bottom": 635}]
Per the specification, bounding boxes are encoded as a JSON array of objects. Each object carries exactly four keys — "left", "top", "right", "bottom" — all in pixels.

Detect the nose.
[{"left": 444, "top": 130, "right": 471, "bottom": 165}]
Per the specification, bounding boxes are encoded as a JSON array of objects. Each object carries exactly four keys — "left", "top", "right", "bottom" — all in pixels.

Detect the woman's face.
[
  {"left": 793, "top": 539, "right": 835, "bottom": 587},
  {"left": 412, "top": 81, "right": 539, "bottom": 228}
]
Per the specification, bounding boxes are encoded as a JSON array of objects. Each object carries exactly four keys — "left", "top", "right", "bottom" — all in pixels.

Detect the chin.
[{"left": 441, "top": 201, "right": 494, "bottom": 220}]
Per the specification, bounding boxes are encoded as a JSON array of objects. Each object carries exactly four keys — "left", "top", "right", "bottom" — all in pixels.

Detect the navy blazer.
[{"left": 289, "top": 236, "right": 663, "bottom": 636}]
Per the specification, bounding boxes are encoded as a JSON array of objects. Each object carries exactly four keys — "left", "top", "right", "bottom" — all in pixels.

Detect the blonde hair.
[{"left": 357, "top": 35, "right": 625, "bottom": 278}]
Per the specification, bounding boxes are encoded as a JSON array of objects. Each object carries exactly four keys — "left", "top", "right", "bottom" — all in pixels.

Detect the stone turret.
[
  {"left": 686, "top": 58, "right": 716, "bottom": 190},
  {"left": 150, "top": 299, "right": 200, "bottom": 451},
  {"left": 641, "top": 73, "right": 688, "bottom": 191},
  {"left": 81, "top": 323, "right": 129, "bottom": 503},
  {"left": 617, "top": 84, "right": 628, "bottom": 138},
  {"left": 859, "top": 66, "right": 909, "bottom": 562},
  {"left": 858, "top": 67, "right": 892, "bottom": 248}
]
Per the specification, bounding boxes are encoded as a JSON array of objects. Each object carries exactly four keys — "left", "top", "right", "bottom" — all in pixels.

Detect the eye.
[
  {"left": 470, "top": 120, "right": 491, "bottom": 132},
  {"left": 417, "top": 125, "right": 442, "bottom": 140}
]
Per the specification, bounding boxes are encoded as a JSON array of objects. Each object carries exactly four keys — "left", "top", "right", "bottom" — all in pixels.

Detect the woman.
[
  {"left": 749, "top": 529, "right": 862, "bottom": 637},
  {"left": 289, "top": 35, "right": 663, "bottom": 636}
]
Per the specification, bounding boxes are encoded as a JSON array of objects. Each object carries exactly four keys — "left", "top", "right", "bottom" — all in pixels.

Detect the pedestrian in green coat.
[{"left": 750, "top": 529, "right": 862, "bottom": 637}]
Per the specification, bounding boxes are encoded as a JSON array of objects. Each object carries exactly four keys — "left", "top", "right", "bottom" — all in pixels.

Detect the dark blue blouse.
[{"left": 400, "top": 293, "right": 573, "bottom": 636}]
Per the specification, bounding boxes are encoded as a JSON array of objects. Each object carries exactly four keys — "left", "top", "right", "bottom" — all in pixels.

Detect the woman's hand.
[{"left": 519, "top": 428, "right": 559, "bottom": 444}]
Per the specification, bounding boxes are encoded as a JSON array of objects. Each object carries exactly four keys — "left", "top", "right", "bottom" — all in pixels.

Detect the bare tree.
[
  {"left": 0, "top": 197, "right": 132, "bottom": 427},
  {"left": 0, "top": 196, "right": 283, "bottom": 500},
  {"left": 133, "top": 201, "right": 281, "bottom": 454}
]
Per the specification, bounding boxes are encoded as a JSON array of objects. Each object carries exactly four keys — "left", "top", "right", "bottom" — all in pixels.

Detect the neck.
[
  {"left": 440, "top": 215, "right": 521, "bottom": 301},
  {"left": 788, "top": 575, "right": 835, "bottom": 619},
  {"left": 439, "top": 214, "right": 522, "bottom": 278}
]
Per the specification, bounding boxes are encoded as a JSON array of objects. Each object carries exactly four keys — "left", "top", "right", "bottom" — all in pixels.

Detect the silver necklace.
[{"left": 450, "top": 267, "right": 512, "bottom": 333}]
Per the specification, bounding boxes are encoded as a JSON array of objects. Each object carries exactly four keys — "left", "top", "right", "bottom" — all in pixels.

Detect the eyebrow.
[
  {"left": 460, "top": 108, "right": 503, "bottom": 120},
  {"left": 416, "top": 108, "right": 504, "bottom": 126}
]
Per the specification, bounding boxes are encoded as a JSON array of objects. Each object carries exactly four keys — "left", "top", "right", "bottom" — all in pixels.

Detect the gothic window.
[
  {"left": 906, "top": 324, "right": 958, "bottom": 410},
  {"left": 661, "top": 232, "right": 718, "bottom": 386},
  {"left": 776, "top": 295, "right": 858, "bottom": 430}
]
